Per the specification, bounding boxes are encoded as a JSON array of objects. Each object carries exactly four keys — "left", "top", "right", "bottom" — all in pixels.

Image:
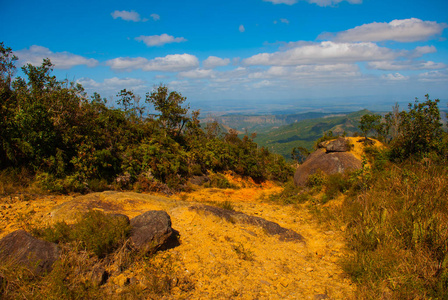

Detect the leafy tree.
[
  {"left": 145, "top": 85, "right": 189, "bottom": 137},
  {"left": 291, "top": 146, "right": 310, "bottom": 164},
  {"left": 359, "top": 113, "right": 383, "bottom": 140},
  {"left": 388, "top": 95, "right": 444, "bottom": 160}
]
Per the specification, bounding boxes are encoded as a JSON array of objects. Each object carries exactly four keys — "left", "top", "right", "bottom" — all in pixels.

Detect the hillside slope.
[
  {"left": 0, "top": 180, "right": 354, "bottom": 299},
  {"left": 255, "top": 110, "right": 370, "bottom": 159}
]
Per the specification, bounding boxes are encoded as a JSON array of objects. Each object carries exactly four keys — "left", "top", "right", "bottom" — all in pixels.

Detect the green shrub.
[
  {"left": 35, "top": 210, "right": 131, "bottom": 258},
  {"left": 305, "top": 170, "right": 327, "bottom": 189},
  {"left": 340, "top": 162, "right": 448, "bottom": 299},
  {"left": 204, "top": 173, "right": 239, "bottom": 189},
  {"left": 324, "top": 173, "right": 351, "bottom": 200}
]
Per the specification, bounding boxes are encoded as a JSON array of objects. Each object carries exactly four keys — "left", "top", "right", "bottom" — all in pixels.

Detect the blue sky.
[{"left": 1, "top": 0, "right": 448, "bottom": 112}]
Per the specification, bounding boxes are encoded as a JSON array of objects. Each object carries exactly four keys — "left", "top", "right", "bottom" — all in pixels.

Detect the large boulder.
[
  {"left": 130, "top": 210, "right": 179, "bottom": 253},
  {"left": 294, "top": 147, "right": 361, "bottom": 187},
  {"left": 0, "top": 230, "right": 59, "bottom": 276}
]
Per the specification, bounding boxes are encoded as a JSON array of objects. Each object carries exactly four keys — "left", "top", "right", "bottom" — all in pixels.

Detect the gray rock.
[
  {"left": 0, "top": 230, "right": 59, "bottom": 276},
  {"left": 190, "top": 205, "right": 305, "bottom": 243},
  {"left": 294, "top": 148, "right": 361, "bottom": 187},
  {"left": 325, "top": 137, "right": 350, "bottom": 152},
  {"left": 130, "top": 211, "right": 179, "bottom": 253}
]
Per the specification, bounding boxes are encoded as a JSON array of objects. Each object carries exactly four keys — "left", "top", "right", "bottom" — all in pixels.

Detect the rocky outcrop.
[
  {"left": 294, "top": 138, "right": 361, "bottom": 187},
  {"left": 130, "top": 210, "right": 180, "bottom": 253},
  {"left": 0, "top": 230, "right": 59, "bottom": 276},
  {"left": 324, "top": 137, "right": 351, "bottom": 152},
  {"left": 190, "top": 205, "right": 305, "bottom": 243}
]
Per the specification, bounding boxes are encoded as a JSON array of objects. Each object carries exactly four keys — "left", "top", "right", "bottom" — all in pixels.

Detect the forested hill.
[
  {"left": 200, "top": 112, "right": 338, "bottom": 134},
  {"left": 254, "top": 110, "right": 371, "bottom": 160}
]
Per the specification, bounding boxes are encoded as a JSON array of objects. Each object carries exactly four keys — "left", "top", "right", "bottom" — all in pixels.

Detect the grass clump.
[
  {"left": 268, "top": 179, "right": 310, "bottom": 205},
  {"left": 34, "top": 210, "right": 131, "bottom": 258},
  {"left": 339, "top": 162, "right": 448, "bottom": 299}
]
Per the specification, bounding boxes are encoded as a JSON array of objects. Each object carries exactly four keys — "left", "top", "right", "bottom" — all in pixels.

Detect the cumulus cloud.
[
  {"left": 15, "top": 45, "right": 98, "bottom": 69},
  {"left": 111, "top": 10, "right": 143, "bottom": 22},
  {"left": 239, "top": 25, "right": 245, "bottom": 33},
  {"left": 203, "top": 56, "right": 230, "bottom": 69},
  {"left": 418, "top": 70, "right": 448, "bottom": 82},
  {"left": 106, "top": 54, "right": 199, "bottom": 72},
  {"left": 135, "top": 34, "right": 187, "bottom": 47},
  {"left": 243, "top": 41, "right": 397, "bottom": 66},
  {"left": 368, "top": 60, "right": 446, "bottom": 71},
  {"left": 178, "top": 69, "right": 216, "bottom": 79},
  {"left": 322, "top": 18, "right": 448, "bottom": 42},
  {"left": 77, "top": 77, "right": 146, "bottom": 91},
  {"left": 381, "top": 73, "right": 409, "bottom": 81},
  {"left": 249, "top": 64, "right": 360, "bottom": 80}
]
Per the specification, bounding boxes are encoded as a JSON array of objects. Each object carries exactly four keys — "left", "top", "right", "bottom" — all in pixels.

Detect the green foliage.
[
  {"left": 305, "top": 170, "right": 327, "bottom": 189},
  {"left": 291, "top": 146, "right": 309, "bottom": 163},
  {"left": 339, "top": 162, "right": 448, "bottom": 299},
  {"left": 35, "top": 210, "right": 131, "bottom": 258},
  {"left": 359, "top": 113, "right": 383, "bottom": 140},
  {"left": 0, "top": 44, "right": 291, "bottom": 193},
  {"left": 145, "top": 85, "right": 189, "bottom": 136},
  {"left": 204, "top": 173, "right": 239, "bottom": 189},
  {"left": 386, "top": 96, "right": 445, "bottom": 160}
]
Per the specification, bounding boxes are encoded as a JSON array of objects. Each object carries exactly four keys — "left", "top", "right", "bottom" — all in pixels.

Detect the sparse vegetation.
[{"left": 33, "top": 210, "right": 131, "bottom": 258}]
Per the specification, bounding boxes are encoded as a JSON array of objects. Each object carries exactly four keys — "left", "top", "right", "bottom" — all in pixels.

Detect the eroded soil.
[{"left": 0, "top": 178, "right": 354, "bottom": 299}]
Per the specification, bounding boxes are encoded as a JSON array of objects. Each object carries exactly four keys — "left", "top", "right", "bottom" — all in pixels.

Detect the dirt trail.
[{"left": 0, "top": 181, "right": 354, "bottom": 299}]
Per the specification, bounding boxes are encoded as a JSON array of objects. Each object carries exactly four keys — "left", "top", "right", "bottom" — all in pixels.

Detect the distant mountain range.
[{"left": 202, "top": 109, "right": 371, "bottom": 160}]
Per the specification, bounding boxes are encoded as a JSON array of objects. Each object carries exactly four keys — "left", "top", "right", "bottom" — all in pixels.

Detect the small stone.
[{"left": 306, "top": 267, "right": 314, "bottom": 272}]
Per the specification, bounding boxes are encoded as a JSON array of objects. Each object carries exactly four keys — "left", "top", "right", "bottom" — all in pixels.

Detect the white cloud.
[
  {"left": 418, "top": 70, "right": 448, "bottom": 82},
  {"left": 368, "top": 60, "right": 447, "bottom": 71},
  {"left": 263, "top": 0, "right": 298, "bottom": 4},
  {"left": 309, "top": 0, "right": 362, "bottom": 6},
  {"left": 106, "top": 54, "right": 199, "bottom": 72},
  {"left": 178, "top": 69, "right": 216, "bottom": 79},
  {"left": 249, "top": 64, "right": 360, "bottom": 80},
  {"left": 263, "top": 0, "right": 361, "bottom": 6},
  {"left": 203, "top": 56, "right": 230, "bottom": 69},
  {"left": 381, "top": 73, "right": 409, "bottom": 81},
  {"left": 253, "top": 80, "right": 273, "bottom": 88},
  {"left": 111, "top": 10, "right": 142, "bottom": 22},
  {"left": 135, "top": 34, "right": 187, "bottom": 47},
  {"left": 243, "top": 41, "right": 397, "bottom": 66},
  {"left": 15, "top": 45, "right": 98, "bottom": 69},
  {"left": 323, "top": 18, "right": 448, "bottom": 42},
  {"left": 105, "top": 57, "right": 148, "bottom": 71},
  {"left": 150, "top": 13, "right": 160, "bottom": 21},
  {"left": 76, "top": 77, "right": 148, "bottom": 95},
  {"left": 280, "top": 18, "right": 290, "bottom": 24},
  {"left": 239, "top": 25, "right": 245, "bottom": 33}
]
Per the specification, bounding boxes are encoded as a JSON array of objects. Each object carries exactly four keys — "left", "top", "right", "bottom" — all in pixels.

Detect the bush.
[
  {"left": 340, "top": 162, "right": 448, "bottom": 299},
  {"left": 35, "top": 210, "right": 131, "bottom": 258},
  {"left": 305, "top": 170, "right": 327, "bottom": 189}
]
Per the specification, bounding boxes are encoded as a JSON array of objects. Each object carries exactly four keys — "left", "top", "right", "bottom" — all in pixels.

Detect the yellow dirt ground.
[{"left": 0, "top": 175, "right": 355, "bottom": 299}]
